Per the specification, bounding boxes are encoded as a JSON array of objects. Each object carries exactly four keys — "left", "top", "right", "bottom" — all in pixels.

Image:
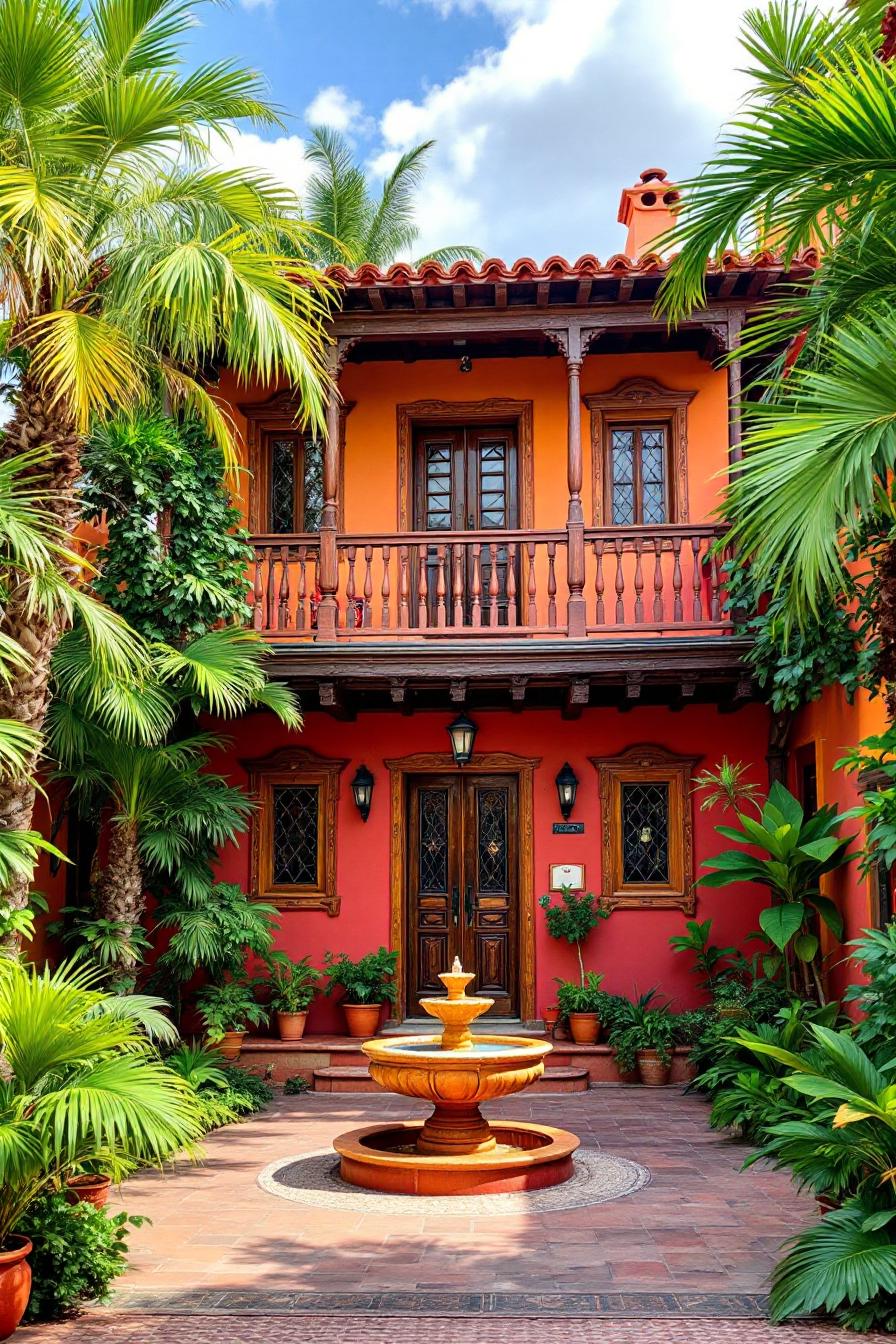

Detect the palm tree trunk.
[
  {"left": 0, "top": 376, "right": 82, "bottom": 951},
  {"left": 97, "top": 816, "right": 143, "bottom": 987},
  {"left": 876, "top": 537, "right": 896, "bottom": 721}
]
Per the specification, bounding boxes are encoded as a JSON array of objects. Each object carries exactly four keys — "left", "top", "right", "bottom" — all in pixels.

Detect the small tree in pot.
[
  {"left": 266, "top": 956, "right": 320, "bottom": 1040},
  {"left": 196, "top": 978, "right": 268, "bottom": 1060},
  {"left": 323, "top": 948, "right": 398, "bottom": 1038},
  {"left": 539, "top": 888, "right": 612, "bottom": 1043}
]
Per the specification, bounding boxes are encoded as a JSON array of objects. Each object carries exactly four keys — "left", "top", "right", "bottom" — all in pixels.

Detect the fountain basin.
[{"left": 333, "top": 1119, "right": 579, "bottom": 1196}]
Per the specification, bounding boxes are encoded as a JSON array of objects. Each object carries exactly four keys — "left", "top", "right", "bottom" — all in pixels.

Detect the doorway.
[{"left": 406, "top": 772, "right": 520, "bottom": 1017}]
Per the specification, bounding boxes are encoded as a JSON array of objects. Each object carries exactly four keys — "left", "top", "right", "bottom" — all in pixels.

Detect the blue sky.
[{"left": 196, "top": 1, "right": 799, "bottom": 262}]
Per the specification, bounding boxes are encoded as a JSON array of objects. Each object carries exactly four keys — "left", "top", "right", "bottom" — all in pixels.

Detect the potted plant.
[
  {"left": 197, "top": 977, "right": 268, "bottom": 1059},
  {"left": 554, "top": 971, "right": 606, "bottom": 1044},
  {"left": 608, "top": 997, "right": 677, "bottom": 1085},
  {"left": 267, "top": 955, "right": 320, "bottom": 1040},
  {"left": 713, "top": 977, "right": 751, "bottom": 1021},
  {"left": 670, "top": 1008, "right": 712, "bottom": 1083},
  {"left": 323, "top": 948, "right": 398, "bottom": 1037},
  {"left": 542, "top": 1004, "right": 560, "bottom": 1035}
]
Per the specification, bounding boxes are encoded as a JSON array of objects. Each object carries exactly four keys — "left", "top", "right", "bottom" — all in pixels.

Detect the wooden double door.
[{"left": 407, "top": 774, "right": 519, "bottom": 1017}]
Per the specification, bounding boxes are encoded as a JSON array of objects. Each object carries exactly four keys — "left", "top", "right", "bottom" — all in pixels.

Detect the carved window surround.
[
  {"left": 397, "top": 399, "right": 534, "bottom": 532},
  {"left": 244, "top": 746, "right": 348, "bottom": 914},
  {"left": 589, "top": 744, "right": 698, "bottom": 912},
  {"left": 239, "top": 389, "right": 353, "bottom": 534},
  {"left": 584, "top": 378, "right": 695, "bottom": 526}
]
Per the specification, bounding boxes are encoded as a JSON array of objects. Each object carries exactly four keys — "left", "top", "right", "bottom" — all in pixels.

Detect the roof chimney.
[{"left": 617, "top": 168, "right": 680, "bottom": 258}]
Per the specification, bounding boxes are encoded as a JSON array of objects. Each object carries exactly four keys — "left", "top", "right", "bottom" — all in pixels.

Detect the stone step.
[{"left": 311, "top": 1065, "right": 589, "bottom": 1094}]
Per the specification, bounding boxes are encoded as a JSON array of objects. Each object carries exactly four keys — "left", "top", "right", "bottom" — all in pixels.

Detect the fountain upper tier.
[{"left": 417, "top": 955, "right": 495, "bottom": 1050}]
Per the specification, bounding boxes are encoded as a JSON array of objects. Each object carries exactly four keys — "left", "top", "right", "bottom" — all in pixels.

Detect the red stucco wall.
[{"left": 209, "top": 701, "right": 771, "bottom": 1032}]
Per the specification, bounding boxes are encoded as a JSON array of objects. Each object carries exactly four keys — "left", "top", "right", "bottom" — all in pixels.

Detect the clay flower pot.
[
  {"left": 636, "top": 1049, "right": 672, "bottom": 1086},
  {"left": 0, "top": 1236, "right": 31, "bottom": 1341},
  {"left": 65, "top": 1173, "right": 111, "bottom": 1210},
  {"left": 542, "top": 1006, "right": 560, "bottom": 1034},
  {"left": 276, "top": 1011, "right": 308, "bottom": 1041},
  {"left": 343, "top": 1003, "right": 382, "bottom": 1039},
  {"left": 568, "top": 1012, "right": 600, "bottom": 1045},
  {"left": 212, "top": 1030, "right": 245, "bottom": 1061}
]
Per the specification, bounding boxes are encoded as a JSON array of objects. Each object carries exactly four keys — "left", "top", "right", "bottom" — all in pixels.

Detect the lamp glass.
[
  {"left": 555, "top": 762, "right": 578, "bottom": 820},
  {"left": 351, "top": 764, "right": 374, "bottom": 821},
  {"left": 447, "top": 714, "right": 477, "bottom": 767}
]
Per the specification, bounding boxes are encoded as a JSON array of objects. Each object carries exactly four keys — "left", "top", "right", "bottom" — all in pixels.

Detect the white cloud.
[
  {"left": 237, "top": 0, "right": 273, "bottom": 8},
  {"left": 375, "top": 0, "right": 760, "bottom": 261},
  {"left": 304, "top": 85, "right": 365, "bottom": 133},
  {"left": 206, "top": 127, "right": 312, "bottom": 203}
]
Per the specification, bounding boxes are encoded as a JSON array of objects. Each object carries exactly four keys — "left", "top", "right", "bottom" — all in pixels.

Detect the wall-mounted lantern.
[
  {"left": 447, "top": 714, "right": 477, "bottom": 767},
  {"left": 351, "top": 764, "right": 375, "bottom": 821},
  {"left": 555, "top": 762, "right": 579, "bottom": 820}
]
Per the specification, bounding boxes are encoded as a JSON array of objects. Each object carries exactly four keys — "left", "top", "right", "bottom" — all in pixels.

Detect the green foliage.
[
  {"left": 693, "top": 757, "right": 763, "bottom": 816},
  {"left": 323, "top": 948, "right": 398, "bottom": 1006},
  {"left": 51, "top": 910, "right": 151, "bottom": 972},
  {"left": 607, "top": 996, "right": 676, "bottom": 1073},
  {"left": 672, "top": 1009, "right": 714, "bottom": 1047},
  {"left": 18, "top": 1194, "right": 144, "bottom": 1323},
  {"left": 196, "top": 977, "right": 268, "bottom": 1040},
  {"left": 82, "top": 412, "right": 253, "bottom": 645},
  {"left": 266, "top": 954, "right": 320, "bottom": 1013},
  {"left": 164, "top": 1042, "right": 230, "bottom": 1093},
  {"left": 284, "top": 1075, "right": 311, "bottom": 1096},
  {"left": 212, "top": 1065, "right": 274, "bottom": 1116},
  {"left": 554, "top": 971, "right": 606, "bottom": 1020},
  {"left": 770, "top": 1200, "right": 896, "bottom": 1331},
  {"left": 845, "top": 925, "right": 896, "bottom": 1057},
  {"left": 840, "top": 730, "right": 896, "bottom": 871},
  {"left": 538, "top": 887, "right": 611, "bottom": 986},
  {"left": 156, "top": 885, "right": 279, "bottom": 988},
  {"left": 0, "top": 891, "right": 48, "bottom": 947},
  {"left": 165, "top": 1052, "right": 273, "bottom": 1133},
  {"left": 0, "top": 959, "right": 203, "bottom": 1244},
  {"left": 669, "top": 918, "right": 736, "bottom": 990}
]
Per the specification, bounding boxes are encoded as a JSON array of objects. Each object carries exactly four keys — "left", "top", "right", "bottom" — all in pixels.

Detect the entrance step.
[{"left": 312, "top": 1065, "right": 589, "bottom": 1094}]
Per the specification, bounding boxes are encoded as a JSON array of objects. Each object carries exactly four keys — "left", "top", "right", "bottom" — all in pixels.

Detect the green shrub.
[
  {"left": 218, "top": 1066, "right": 274, "bottom": 1115},
  {"left": 554, "top": 971, "right": 604, "bottom": 1019},
  {"left": 284, "top": 1075, "right": 311, "bottom": 1096},
  {"left": 323, "top": 948, "right": 398, "bottom": 1005},
  {"left": 17, "top": 1194, "right": 145, "bottom": 1323}
]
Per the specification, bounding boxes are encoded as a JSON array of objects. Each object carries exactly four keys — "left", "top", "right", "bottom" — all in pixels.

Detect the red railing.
[{"left": 249, "top": 524, "right": 731, "bottom": 639}]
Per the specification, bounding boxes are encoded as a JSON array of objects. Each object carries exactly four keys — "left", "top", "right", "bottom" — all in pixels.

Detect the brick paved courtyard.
[{"left": 22, "top": 1087, "right": 887, "bottom": 1341}]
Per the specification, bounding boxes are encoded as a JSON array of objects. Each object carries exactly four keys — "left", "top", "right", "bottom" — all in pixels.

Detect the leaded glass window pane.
[
  {"left": 270, "top": 438, "right": 298, "bottom": 533},
  {"left": 478, "top": 440, "right": 507, "bottom": 528},
  {"left": 419, "top": 789, "right": 449, "bottom": 892},
  {"left": 302, "top": 437, "right": 323, "bottom": 532},
  {"left": 611, "top": 428, "right": 635, "bottom": 525},
  {"left": 640, "top": 427, "right": 667, "bottom": 525},
  {"left": 272, "top": 784, "right": 319, "bottom": 885},
  {"left": 425, "top": 442, "right": 452, "bottom": 530},
  {"left": 477, "top": 788, "right": 508, "bottom": 892},
  {"left": 621, "top": 782, "right": 669, "bottom": 884},
  {"left": 609, "top": 424, "right": 669, "bottom": 525}
]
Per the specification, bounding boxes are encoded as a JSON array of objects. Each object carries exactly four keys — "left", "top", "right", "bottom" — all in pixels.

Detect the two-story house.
[{"left": 208, "top": 169, "right": 825, "bottom": 1030}]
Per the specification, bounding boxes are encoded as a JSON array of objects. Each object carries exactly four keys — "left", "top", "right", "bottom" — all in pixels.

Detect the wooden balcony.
[{"left": 250, "top": 524, "right": 732, "bottom": 641}]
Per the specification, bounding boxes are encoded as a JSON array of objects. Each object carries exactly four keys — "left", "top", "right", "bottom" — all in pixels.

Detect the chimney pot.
[{"left": 617, "top": 167, "right": 680, "bottom": 259}]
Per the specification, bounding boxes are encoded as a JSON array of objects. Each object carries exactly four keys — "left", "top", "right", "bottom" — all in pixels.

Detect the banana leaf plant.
[{"left": 698, "top": 781, "right": 855, "bottom": 1000}]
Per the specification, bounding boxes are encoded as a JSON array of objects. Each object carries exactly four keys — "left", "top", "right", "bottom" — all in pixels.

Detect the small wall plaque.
[
  {"left": 549, "top": 862, "right": 586, "bottom": 891},
  {"left": 552, "top": 822, "right": 584, "bottom": 834}
]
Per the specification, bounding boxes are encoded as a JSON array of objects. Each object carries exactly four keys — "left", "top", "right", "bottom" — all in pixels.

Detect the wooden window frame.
[
  {"left": 239, "top": 389, "right": 351, "bottom": 534},
  {"left": 244, "top": 746, "right": 348, "bottom": 914},
  {"left": 585, "top": 378, "right": 695, "bottom": 526},
  {"left": 605, "top": 422, "right": 671, "bottom": 527},
  {"left": 589, "top": 744, "right": 698, "bottom": 912}
]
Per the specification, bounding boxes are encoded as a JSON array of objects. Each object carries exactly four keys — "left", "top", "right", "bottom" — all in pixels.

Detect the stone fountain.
[{"left": 332, "top": 959, "right": 579, "bottom": 1195}]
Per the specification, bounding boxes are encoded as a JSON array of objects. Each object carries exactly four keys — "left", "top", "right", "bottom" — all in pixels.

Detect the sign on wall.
[{"left": 549, "top": 863, "right": 586, "bottom": 892}]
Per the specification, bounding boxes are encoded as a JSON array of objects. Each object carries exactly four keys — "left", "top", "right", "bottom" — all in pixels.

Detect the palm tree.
[
  {"left": 302, "top": 126, "right": 485, "bottom": 269},
  {"left": 656, "top": 1, "right": 896, "bottom": 707},
  {"left": 0, "top": 0, "right": 333, "bottom": 915},
  {"left": 0, "top": 958, "right": 203, "bottom": 1243}
]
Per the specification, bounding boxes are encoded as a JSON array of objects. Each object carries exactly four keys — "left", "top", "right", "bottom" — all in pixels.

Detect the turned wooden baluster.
[
  {"left": 278, "top": 545, "right": 291, "bottom": 630},
  {"left": 265, "top": 547, "right": 276, "bottom": 630},
  {"left": 452, "top": 545, "right": 464, "bottom": 627},
  {"left": 252, "top": 551, "right": 264, "bottom": 631},
  {"left": 691, "top": 535, "right": 702, "bottom": 621},
  {"left": 435, "top": 544, "right": 447, "bottom": 628},
  {"left": 547, "top": 540, "right": 557, "bottom": 628},
  {"left": 399, "top": 545, "right": 410, "bottom": 628},
  {"left": 487, "top": 545, "right": 500, "bottom": 626},
  {"left": 345, "top": 545, "right": 357, "bottom": 630},
  {"left": 471, "top": 543, "right": 482, "bottom": 627},
  {"left": 652, "top": 537, "right": 664, "bottom": 623},
  {"left": 381, "top": 545, "right": 391, "bottom": 629},
  {"left": 417, "top": 548, "right": 429, "bottom": 628},
  {"left": 633, "top": 537, "right": 644, "bottom": 623},
  {"left": 594, "top": 539, "right": 605, "bottom": 625},
  {"left": 614, "top": 538, "right": 625, "bottom": 624},
  {"left": 362, "top": 545, "right": 373, "bottom": 627},
  {"left": 506, "top": 542, "right": 518, "bottom": 628},
  {"left": 710, "top": 548, "right": 722, "bottom": 622},
  {"left": 672, "top": 536, "right": 683, "bottom": 623},
  {"left": 526, "top": 541, "right": 537, "bottom": 628},
  {"left": 296, "top": 545, "right": 307, "bottom": 630}
]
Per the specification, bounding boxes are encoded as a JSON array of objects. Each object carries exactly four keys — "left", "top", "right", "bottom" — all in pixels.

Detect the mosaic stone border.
[
  {"left": 105, "top": 1290, "right": 770, "bottom": 1319},
  {"left": 257, "top": 1146, "right": 650, "bottom": 1215}
]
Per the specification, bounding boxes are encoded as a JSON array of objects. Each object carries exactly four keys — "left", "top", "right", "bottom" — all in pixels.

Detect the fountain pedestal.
[{"left": 332, "top": 959, "right": 579, "bottom": 1195}]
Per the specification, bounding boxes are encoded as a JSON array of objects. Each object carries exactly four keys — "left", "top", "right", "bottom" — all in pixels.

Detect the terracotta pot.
[
  {"left": 276, "top": 1010, "right": 308, "bottom": 1041},
  {"left": 717, "top": 1006, "right": 749, "bottom": 1021},
  {"left": 542, "top": 1006, "right": 560, "bottom": 1034},
  {"left": 670, "top": 1046, "right": 698, "bottom": 1085},
  {"left": 65, "top": 1173, "right": 111, "bottom": 1210},
  {"left": 636, "top": 1049, "right": 672, "bottom": 1086},
  {"left": 343, "top": 1002, "right": 382, "bottom": 1039},
  {"left": 817, "top": 1193, "right": 841, "bottom": 1217},
  {"left": 0, "top": 1236, "right": 31, "bottom": 1341},
  {"left": 568, "top": 1012, "right": 600, "bottom": 1045},
  {"left": 211, "top": 1030, "right": 245, "bottom": 1061}
]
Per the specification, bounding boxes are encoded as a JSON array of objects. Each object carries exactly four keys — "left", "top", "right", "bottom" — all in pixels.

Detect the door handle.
[
  {"left": 451, "top": 885, "right": 459, "bottom": 927},
  {"left": 465, "top": 882, "right": 474, "bottom": 926}
]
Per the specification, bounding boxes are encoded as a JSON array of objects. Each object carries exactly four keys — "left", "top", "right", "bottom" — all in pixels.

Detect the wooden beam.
[
  {"left": 536, "top": 280, "right": 550, "bottom": 308},
  {"left": 563, "top": 677, "right": 590, "bottom": 720},
  {"left": 619, "top": 671, "right": 643, "bottom": 712},
  {"left": 494, "top": 282, "right": 508, "bottom": 309},
  {"left": 389, "top": 677, "right": 408, "bottom": 706},
  {"left": 717, "top": 272, "right": 739, "bottom": 298},
  {"left": 617, "top": 276, "right": 634, "bottom": 302},
  {"left": 670, "top": 678, "right": 697, "bottom": 712},
  {"left": 411, "top": 286, "right": 427, "bottom": 311},
  {"left": 720, "top": 674, "right": 754, "bottom": 713},
  {"left": 510, "top": 675, "right": 528, "bottom": 711},
  {"left": 318, "top": 681, "right": 354, "bottom": 720},
  {"left": 368, "top": 288, "right": 385, "bottom": 312},
  {"left": 449, "top": 678, "right": 467, "bottom": 704},
  {"left": 452, "top": 284, "right": 467, "bottom": 309},
  {"left": 576, "top": 278, "right": 592, "bottom": 305}
]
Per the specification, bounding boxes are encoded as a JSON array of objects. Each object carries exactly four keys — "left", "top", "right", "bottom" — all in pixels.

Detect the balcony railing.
[{"left": 249, "top": 524, "right": 731, "bottom": 640}]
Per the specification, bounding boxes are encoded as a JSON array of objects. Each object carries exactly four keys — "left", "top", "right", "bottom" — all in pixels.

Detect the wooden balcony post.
[
  {"left": 727, "top": 311, "right": 744, "bottom": 471},
  {"left": 565, "top": 330, "right": 587, "bottom": 638},
  {"left": 316, "top": 353, "right": 342, "bottom": 640}
]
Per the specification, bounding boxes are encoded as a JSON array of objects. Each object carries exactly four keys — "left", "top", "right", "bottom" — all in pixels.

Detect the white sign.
[{"left": 549, "top": 863, "right": 585, "bottom": 892}]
